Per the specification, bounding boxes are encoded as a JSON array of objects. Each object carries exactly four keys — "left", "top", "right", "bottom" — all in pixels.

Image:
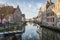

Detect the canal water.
[
  {"left": 0, "top": 23, "right": 40, "bottom": 40},
  {"left": 22, "top": 23, "right": 40, "bottom": 40}
]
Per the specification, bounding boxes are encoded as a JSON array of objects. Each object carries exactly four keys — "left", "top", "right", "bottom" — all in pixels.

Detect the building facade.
[
  {"left": 52, "top": 0, "right": 60, "bottom": 27},
  {"left": 37, "top": 5, "right": 47, "bottom": 25},
  {"left": 13, "top": 5, "right": 22, "bottom": 24},
  {"left": 38, "top": 0, "right": 58, "bottom": 27},
  {"left": 0, "top": 5, "right": 25, "bottom": 24},
  {"left": 46, "top": 0, "right": 60, "bottom": 27},
  {"left": 38, "top": 0, "right": 60, "bottom": 40}
]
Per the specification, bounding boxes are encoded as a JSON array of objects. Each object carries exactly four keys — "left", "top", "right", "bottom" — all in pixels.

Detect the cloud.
[
  {"left": 7, "top": 3, "right": 17, "bottom": 8},
  {"left": 28, "top": 4, "right": 32, "bottom": 9},
  {"left": 0, "top": 0, "right": 7, "bottom": 7},
  {"left": 0, "top": 0, "right": 5, "bottom": 4},
  {"left": 0, "top": 0, "right": 44, "bottom": 19}
]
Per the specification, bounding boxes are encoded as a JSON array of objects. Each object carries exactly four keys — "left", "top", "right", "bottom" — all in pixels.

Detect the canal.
[
  {"left": 0, "top": 22, "right": 40, "bottom": 40},
  {"left": 22, "top": 23, "right": 40, "bottom": 40}
]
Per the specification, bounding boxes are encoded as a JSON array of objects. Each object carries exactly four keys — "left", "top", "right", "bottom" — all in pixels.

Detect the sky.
[{"left": 0, "top": 0, "right": 55, "bottom": 19}]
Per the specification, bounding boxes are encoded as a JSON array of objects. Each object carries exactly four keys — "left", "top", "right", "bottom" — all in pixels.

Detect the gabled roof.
[{"left": 0, "top": 6, "right": 16, "bottom": 15}]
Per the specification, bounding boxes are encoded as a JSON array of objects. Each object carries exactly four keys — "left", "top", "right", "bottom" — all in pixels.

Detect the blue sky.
[{"left": 0, "top": 0, "right": 55, "bottom": 19}]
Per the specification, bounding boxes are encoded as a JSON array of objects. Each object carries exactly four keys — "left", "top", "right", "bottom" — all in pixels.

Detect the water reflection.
[
  {"left": 0, "top": 23, "right": 40, "bottom": 40},
  {"left": 22, "top": 23, "right": 40, "bottom": 40}
]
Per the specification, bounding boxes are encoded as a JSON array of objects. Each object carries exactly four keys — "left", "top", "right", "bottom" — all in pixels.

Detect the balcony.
[{"left": 47, "top": 16, "right": 54, "bottom": 18}]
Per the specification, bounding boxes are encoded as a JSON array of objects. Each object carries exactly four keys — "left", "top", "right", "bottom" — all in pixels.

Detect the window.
[
  {"left": 52, "top": 24, "right": 54, "bottom": 26},
  {"left": 57, "top": 6, "right": 59, "bottom": 9},
  {"left": 59, "top": 24, "right": 60, "bottom": 26},
  {"left": 58, "top": 15, "right": 60, "bottom": 22},
  {"left": 59, "top": 5, "right": 60, "bottom": 8},
  {"left": 57, "top": 5, "right": 60, "bottom": 9},
  {"left": 47, "top": 18, "right": 49, "bottom": 22},
  {"left": 52, "top": 18, "right": 54, "bottom": 22},
  {"left": 58, "top": 15, "right": 60, "bottom": 18},
  {"left": 52, "top": 12, "right": 54, "bottom": 16},
  {"left": 47, "top": 13, "right": 49, "bottom": 16}
]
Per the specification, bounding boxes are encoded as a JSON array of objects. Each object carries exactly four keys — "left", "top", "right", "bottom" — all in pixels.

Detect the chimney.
[{"left": 17, "top": 5, "right": 19, "bottom": 9}]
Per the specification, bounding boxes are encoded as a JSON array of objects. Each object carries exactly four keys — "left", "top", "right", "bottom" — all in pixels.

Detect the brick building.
[{"left": 0, "top": 5, "right": 25, "bottom": 24}]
